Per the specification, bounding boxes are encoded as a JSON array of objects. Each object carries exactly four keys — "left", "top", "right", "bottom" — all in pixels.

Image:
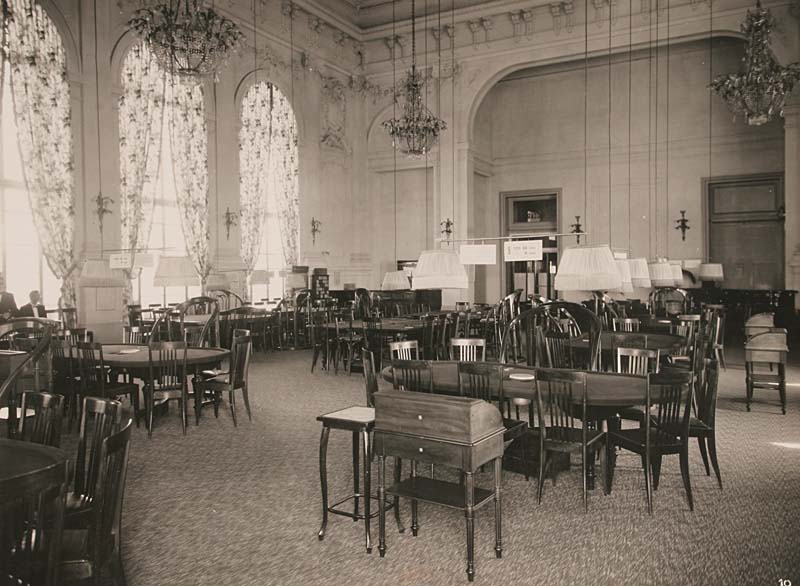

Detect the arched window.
[
  {"left": 239, "top": 81, "right": 299, "bottom": 301},
  {"left": 119, "top": 44, "right": 202, "bottom": 306}
]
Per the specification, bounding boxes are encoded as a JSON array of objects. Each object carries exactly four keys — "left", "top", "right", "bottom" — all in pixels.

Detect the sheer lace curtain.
[
  {"left": 267, "top": 87, "right": 299, "bottom": 268},
  {"left": 6, "top": 0, "right": 77, "bottom": 306},
  {"left": 119, "top": 42, "right": 166, "bottom": 308}
]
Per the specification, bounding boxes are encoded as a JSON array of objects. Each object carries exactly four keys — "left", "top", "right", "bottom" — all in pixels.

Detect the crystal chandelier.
[
  {"left": 128, "top": 0, "right": 244, "bottom": 79},
  {"left": 710, "top": 1, "right": 800, "bottom": 126},
  {"left": 382, "top": 0, "right": 447, "bottom": 157}
]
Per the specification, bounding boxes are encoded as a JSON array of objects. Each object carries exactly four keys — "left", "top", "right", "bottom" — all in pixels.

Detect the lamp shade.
[
  {"left": 616, "top": 259, "right": 633, "bottom": 294},
  {"left": 205, "top": 273, "right": 230, "bottom": 290},
  {"left": 629, "top": 258, "right": 652, "bottom": 289},
  {"left": 412, "top": 250, "right": 469, "bottom": 289},
  {"left": 699, "top": 263, "right": 724, "bottom": 281},
  {"left": 285, "top": 272, "right": 308, "bottom": 289},
  {"left": 554, "top": 245, "right": 622, "bottom": 292},
  {"left": 153, "top": 256, "right": 198, "bottom": 287},
  {"left": 648, "top": 260, "right": 675, "bottom": 287},
  {"left": 381, "top": 270, "right": 410, "bottom": 290},
  {"left": 79, "top": 259, "right": 127, "bottom": 288},
  {"left": 249, "top": 269, "right": 270, "bottom": 285},
  {"left": 669, "top": 262, "right": 684, "bottom": 284}
]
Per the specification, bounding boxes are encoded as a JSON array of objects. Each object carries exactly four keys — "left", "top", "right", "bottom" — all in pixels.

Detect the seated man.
[
  {"left": 17, "top": 290, "right": 46, "bottom": 318},
  {"left": 0, "top": 273, "right": 17, "bottom": 323}
]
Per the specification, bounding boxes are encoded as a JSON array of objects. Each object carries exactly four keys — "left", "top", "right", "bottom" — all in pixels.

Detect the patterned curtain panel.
[
  {"left": 119, "top": 42, "right": 166, "bottom": 307},
  {"left": 167, "top": 76, "right": 210, "bottom": 285},
  {"left": 6, "top": 0, "right": 77, "bottom": 306},
  {"left": 267, "top": 87, "right": 299, "bottom": 268}
]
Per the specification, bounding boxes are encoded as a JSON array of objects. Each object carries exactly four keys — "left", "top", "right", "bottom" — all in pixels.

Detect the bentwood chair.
[
  {"left": 449, "top": 338, "right": 487, "bottom": 362},
  {"left": 543, "top": 331, "right": 574, "bottom": 369},
  {"left": 690, "top": 359, "right": 722, "bottom": 489},
  {"left": 333, "top": 310, "right": 363, "bottom": 375},
  {"left": 388, "top": 340, "right": 419, "bottom": 361},
  {"left": 390, "top": 359, "right": 433, "bottom": 393},
  {"left": 61, "top": 418, "right": 133, "bottom": 586},
  {"left": 612, "top": 318, "right": 641, "bottom": 332},
  {"left": 0, "top": 446, "right": 68, "bottom": 586},
  {"left": 193, "top": 333, "right": 253, "bottom": 426},
  {"left": 51, "top": 339, "right": 81, "bottom": 430},
  {"left": 77, "top": 342, "right": 140, "bottom": 428},
  {"left": 534, "top": 369, "right": 607, "bottom": 511},
  {"left": 144, "top": 341, "right": 189, "bottom": 436},
  {"left": 17, "top": 391, "right": 64, "bottom": 448},
  {"left": 606, "top": 371, "right": 694, "bottom": 514}
]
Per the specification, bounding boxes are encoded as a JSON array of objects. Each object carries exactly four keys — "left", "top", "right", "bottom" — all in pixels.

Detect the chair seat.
[
  {"left": 86, "top": 382, "right": 137, "bottom": 398},
  {"left": 608, "top": 428, "right": 682, "bottom": 453},
  {"left": 618, "top": 406, "right": 646, "bottom": 422},
  {"left": 688, "top": 417, "right": 712, "bottom": 434},
  {"left": 317, "top": 406, "right": 375, "bottom": 430},
  {"left": 64, "top": 492, "right": 93, "bottom": 529},
  {"left": 502, "top": 418, "right": 527, "bottom": 440},
  {"left": 0, "top": 407, "right": 36, "bottom": 420},
  {"left": 542, "top": 427, "right": 605, "bottom": 452},
  {"left": 200, "top": 368, "right": 228, "bottom": 379}
]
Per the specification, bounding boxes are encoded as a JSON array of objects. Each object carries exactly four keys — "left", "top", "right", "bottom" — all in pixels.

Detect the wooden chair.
[
  {"left": 333, "top": 310, "right": 363, "bottom": 375},
  {"left": 61, "top": 418, "right": 133, "bottom": 586},
  {"left": 543, "top": 331, "right": 574, "bottom": 369},
  {"left": 77, "top": 342, "right": 140, "bottom": 429},
  {"left": 606, "top": 371, "right": 694, "bottom": 514},
  {"left": 122, "top": 325, "right": 147, "bottom": 345},
  {"left": 17, "top": 391, "right": 64, "bottom": 447},
  {"left": 362, "top": 348, "right": 379, "bottom": 408},
  {"left": 65, "top": 397, "right": 123, "bottom": 531},
  {"left": 51, "top": 338, "right": 81, "bottom": 430},
  {"left": 616, "top": 347, "right": 660, "bottom": 375},
  {"left": 193, "top": 333, "right": 253, "bottom": 426},
  {"left": 534, "top": 369, "right": 607, "bottom": 511},
  {"left": 710, "top": 312, "right": 727, "bottom": 371},
  {"left": 690, "top": 359, "right": 722, "bottom": 489},
  {"left": 361, "top": 317, "right": 384, "bottom": 357},
  {"left": 744, "top": 330, "right": 788, "bottom": 414},
  {"left": 613, "top": 317, "right": 641, "bottom": 332},
  {"left": 457, "top": 362, "right": 529, "bottom": 479},
  {"left": 144, "top": 341, "right": 189, "bottom": 435},
  {"left": 389, "top": 339, "right": 419, "bottom": 360},
  {"left": 390, "top": 359, "right": 433, "bottom": 393},
  {"left": 309, "top": 311, "right": 333, "bottom": 373},
  {"left": 449, "top": 338, "right": 487, "bottom": 362},
  {"left": 0, "top": 445, "right": 68, "bottom": 586}
]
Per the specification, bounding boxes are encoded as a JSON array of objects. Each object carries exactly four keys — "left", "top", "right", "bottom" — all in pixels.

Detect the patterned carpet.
[{"left": 83, "top": 348, "right": 799, "bottom": 586}]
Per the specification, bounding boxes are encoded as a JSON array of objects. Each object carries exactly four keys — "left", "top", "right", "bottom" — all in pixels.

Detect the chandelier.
[
  {"left": 128, "top": 0, "right": 244, "bottom": 79},
  {"left": 382, "top": 0, "right": 446, "bottom": 157},
  {"left": 710, "top": 1, "right": 800, "bottom": 126}
]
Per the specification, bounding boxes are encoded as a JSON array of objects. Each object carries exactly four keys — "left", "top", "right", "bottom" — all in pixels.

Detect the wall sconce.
[
  {"left": 570, "top": 215, "right": 583, "bottom": 244},
  {"left": 311, "top": 217, "right": 322, "bottom": 246},
  {"left": 675, "top": 210, "right": 690, "bottom": 241},
  {"left": 224, "top": 207, "right": 238, "bottom": 241},
  {"left": 440, "top": 218, "right": 454, "bottom": 239}
]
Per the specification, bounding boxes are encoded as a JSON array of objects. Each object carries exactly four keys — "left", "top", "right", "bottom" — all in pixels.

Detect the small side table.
[{"left": 317, "top": 406, "right": 402, "bottom": 553}]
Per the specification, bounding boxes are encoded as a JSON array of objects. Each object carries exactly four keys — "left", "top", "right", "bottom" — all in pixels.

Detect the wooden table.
[
  {"left": 327, "top": 319, "right": 427, "bottom": 338},
  {"left": 0, "top": 438, "right": 68, "bottom": 483},
  {"left": 98, "top": 344, "right": 229, "bottom": 376}
]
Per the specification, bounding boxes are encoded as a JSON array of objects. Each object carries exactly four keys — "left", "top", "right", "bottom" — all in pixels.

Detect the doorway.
[{"left": 706, "top": 173, "right": 784, "bottom": 290}]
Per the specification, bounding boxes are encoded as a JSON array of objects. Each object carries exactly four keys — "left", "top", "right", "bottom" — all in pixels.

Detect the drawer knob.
[
  {"left": 417, "top": 415, "right": 423, "bottom": 420},
  {"left": 418, "top": 447, "right": 424, "bottom": 453}
]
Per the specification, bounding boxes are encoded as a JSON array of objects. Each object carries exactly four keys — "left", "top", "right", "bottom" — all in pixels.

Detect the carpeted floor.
[{"left": 84, "top": 348, "right": 799, "bottom": 586}]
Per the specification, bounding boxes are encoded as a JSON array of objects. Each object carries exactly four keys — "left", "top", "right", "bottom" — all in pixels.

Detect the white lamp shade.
[
  {"left": 286, "top": 272, "right": 308, "bottom": 289},
  {"left": 648, "top": 260, "right": 675, "bottom": 287},
  {"left": 554, "top": 245, "right": 622, "bottom": 292},
  {"left": 616, "top": 259, "right": 633, "bottom": 294},
  {"left": 79, "top": 259, "right": 127, "bottom": 288},
  {"left": 249, "top": 269, "right": 270, "bottom": 285},
  {"left": 205, "top": 273, "right": 230, "bottom": 290},
  {"left": 412, "top": 250, "right": 469, "bottom": 290},
  {"left": 154, "top": 256, "right": 198, "bottom": 287},
  {"left": 699, "top": 263, "right": 724, "bottom": 281},
  {"left": 382, "top": 270, "right": 410, "bottom": 290},
  {"left": 669, "top": 262, "right": 684, "bottom": 284},
  {"left": 629, "top": 258, "right": 652, "bottom": 289}
]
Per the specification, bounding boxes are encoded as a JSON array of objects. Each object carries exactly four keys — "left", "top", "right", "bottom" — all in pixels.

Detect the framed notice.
[
  {"left": 459, "top": 244, "right": 497, "bottom": 265},
  {"left": 109, "top": 253, "right": 131, "bottom": 269},
  {"left": 503, "top": 240, "right": 543, "bottom": 262}
]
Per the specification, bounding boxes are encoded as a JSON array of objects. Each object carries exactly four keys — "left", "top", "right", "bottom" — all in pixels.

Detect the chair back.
[
  {"left": 51, "top": 338, "right": 75, "bottom": 385},
  {"left": 616, "top": 347, "right": 660, "bottom": 375},
  {"left": 449, "top": 338, "right": 487, "bottom": 362},
  {"left": 0, "top": 448, "right": 68, "bottom": 586},
  {"left": 89, "top": 418, "right": 133, "bottom": 572},
  {"left": 390, "top": 359, "right": 433, "bottom": 393},
  {"left": 420, "top": 315, "right": 437, "bottom": 360},
  {"left": 645, "top": 371, "right": 693, "bottom": 449},
  {"left": 534, "top": 369, "right": 588, "bottom": 441},
  {"left": 77, "top": 342, "right": 106, "bottom": 393},
  {"left": 0, "top": 328, "right": 52, "bottom": 432},
  {"left": 230, "top": 334, "right": 252, "bottom": 389},
  {"left": 362, "top": 348, "right": 379, "bottom": 408},
  {"left": 147, "top": 341, "right": 188, "bottom": 392},
  {"left": 696, "top": 359, "right": 719, "bottom": 428},
  {"left": 544, "top": 331, "right": 574, "bottom": 368},
  {"left": 362, "top": 317, "right": 383, "bottom": 353},
  {"left": 74, "top": 397, "right": 123, "bottom": 498},
  {"left": 59, "top": 307, "right": 78, "bottom": 329},
  {"left": 613, "top": 318, "right": 641, "bottom": 332},
  {"left": 389, "top": 340, "right": 419, "bottom": 360},
  {"left": 17, "top": 391, "right": 64, "bottom": 447},
  {"left": 59, "top": 328, "right": 87, "bottom": 345},
  {"left": 457, "top": 362, "right": 502, "bottom": 403},
  {"left": 122, "top": 325, "right": 146, "bottom": 345}
]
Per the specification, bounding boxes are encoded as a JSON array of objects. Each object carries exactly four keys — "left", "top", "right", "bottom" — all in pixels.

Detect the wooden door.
[{"left": 707, "top": 174, "right": 784, "bottom": 290}]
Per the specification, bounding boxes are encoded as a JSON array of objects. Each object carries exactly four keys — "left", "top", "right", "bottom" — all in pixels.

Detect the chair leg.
[
  {"left": 520, "top": 434, "right": 529, "bottom": 482},
  {"left": 779, "top": 365, "right": 787, "bottom": 415},
  {"left": 643, "top": 452, "right": 653, "bottom": 515},
  {"left": 581, "top": 443, "right": 588, "bottom": 513},
  {"left": 605, "top": 437, "right": 615, "bottom": 495},
  {"left": 536, "top": 450, "right": 546, "bottom": 504},
  {"left": 131, "top": 388, "right": 140, "bottom": 428},
  {"left": 241, "top": 383, "right": 252, "bottom": 421},
  {"left": 146, "top": 388, "right": 154, "bottom": 438},
  {"left": 697, "top": 436, "right": 710, "bottom": 476},
  {"left": 180, "top": 388, "right": 188, "bottom": 436},
  {"left": 311, "top": 345, "right": 320, "bottom": 373},
  {"left": 651, "top": 455, "right": 663, "bottom": 491},
  {"left": 679, "top": 446, "right": 694, "bottom": 511},
  {"left": 229, "top": 389, "right": 238, "bottom": 427},
  {"left": 393, "top": 457, "right": 404, "bottom": 533},
  {"left": 707, "top": 433, "right": 723, "bottom": 489}
]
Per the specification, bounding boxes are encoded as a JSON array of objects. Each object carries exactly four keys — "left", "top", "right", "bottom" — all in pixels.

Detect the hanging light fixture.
[
  {"left": 648, "top": 259, "right": 675, "bottom": 287},
  {"left": 412, "top": 249, "right": 468, "bottom": 289},
  {"left": 710, "top": 0, "right": 800, "bottom": 126},
  {"left": 382, "top": 0, "right": 447, "bottom": 157},
  {"left": 129, "top": 0, "right": 244, "bottom": 79},
  {"left": 629, "top": 258, "right": 652, "bottom": 289}
]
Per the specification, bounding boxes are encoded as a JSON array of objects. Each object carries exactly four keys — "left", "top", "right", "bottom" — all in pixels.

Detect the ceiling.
[{"left": 310, "top": 0, "right": 499, "bottom": 31}]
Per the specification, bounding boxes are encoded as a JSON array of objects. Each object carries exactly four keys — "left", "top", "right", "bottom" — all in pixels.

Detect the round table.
[
  {"left": 0, "top": 438, "right": 68, "bottom": 483},
  {"left": 327, "top": 319, "right": 427, "bottom": 338},
  {"left": 97, "top": 344, "right": 229, "bottom": 378}
]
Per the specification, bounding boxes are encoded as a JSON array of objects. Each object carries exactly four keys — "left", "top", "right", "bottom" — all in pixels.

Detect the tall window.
[
  {"left": 0, "top": 64, "right": 61, "bottom": 308},
  {"left": 239, "top": 81, "right": 299, "bottom": 302}
]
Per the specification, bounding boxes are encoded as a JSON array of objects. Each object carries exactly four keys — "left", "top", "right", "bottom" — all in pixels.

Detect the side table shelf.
[{"left": 387, "top": 476, "right": 495, "bottom": 511}]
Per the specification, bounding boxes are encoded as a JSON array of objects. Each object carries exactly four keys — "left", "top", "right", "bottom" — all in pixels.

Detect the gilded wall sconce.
[
  {"left": 570, "top": 215, "right": 583, "bottom": 244},
  {"left": 311, "top": 217, "right": 322, "bottom": 246},
  {"left": 224, "top": 207, "right": 238, "bottom": 241},
  {"left": 440, "top": 218, "right": 454, "bottom": 238},
  {"left": 675, "top": 210, "right": 690, "bottom": 241}
]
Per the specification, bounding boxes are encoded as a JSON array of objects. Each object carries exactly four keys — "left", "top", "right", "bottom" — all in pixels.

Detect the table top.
[
  {"left": 380, "top": 361, "right": 667, "bottom": 408},
  {"left": 582, "top": 331, "right": 684, "bottom": 353},
  {"left": 0, "top": 438, "right": 68, "bottom": 484},
  {"left": 99, "top": 344, "right": 229, "bottom": 369},
  {"left": 328, "top": 319, "right": 427, "bottom": 336}
]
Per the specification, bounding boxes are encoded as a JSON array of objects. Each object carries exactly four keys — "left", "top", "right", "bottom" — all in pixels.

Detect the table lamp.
[
  {"left": 382, "top": 270, "right": 411, "bottom": 290},
  {"left": 78, "top": 259, "right": 127, "bottom": 288},
  {"left": 412, "top": 250, "right": 469, "bottom": 290}
]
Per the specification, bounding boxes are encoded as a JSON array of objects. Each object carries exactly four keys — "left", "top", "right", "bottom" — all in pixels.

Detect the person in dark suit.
[
  {"left": 16, "top": 290, "right": 46, "bottom": 319},
  {"left": 0, "top": 274, "right": 17, "bottom": 323}
]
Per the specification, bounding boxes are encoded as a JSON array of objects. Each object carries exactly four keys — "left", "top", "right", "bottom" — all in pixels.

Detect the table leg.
[
  {"left": 318, "top": 426, "right": 330, "bottom": 540},
  {"left": 606, "top": 415, "right": 619, "bottom": 494},
  {"left": 378, "top": 455, "right": 387, "bottom": 558},
  {"left": 352, "top": 432, "right": 360, "bottom": 520},
  {"left": 493, "top": 458, "right": 502, "bottom": 559},
  {"left": 410, "top": 460, "right": 419, "bottom": 537},
  {"left": 586, "top": 419, "right": 597, "bottom": 491},
  {"left": 465, "top": 471, "right": 475, "bottom": 582},
  {"left": 394, "top": 457, "right": 404, "bottom": 533},
  {"left": 362, "top": 429, "right": 372, "bottom": 554}
]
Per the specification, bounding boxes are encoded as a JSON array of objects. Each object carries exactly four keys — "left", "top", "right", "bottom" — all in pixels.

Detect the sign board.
[
  {"left": 503, "top": 240, "right": 543, "bottom": 262},
  {"left": 109, "top": 253, "right": 131, "bottom": 269},
  {"left": 459, "top": 244, "right": 497, "bottom": 265}
]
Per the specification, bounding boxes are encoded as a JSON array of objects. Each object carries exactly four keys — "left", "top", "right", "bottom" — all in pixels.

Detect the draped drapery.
[
  {"left": 167, "top": 75, "right": 210, "bottom": 285},
  {"left": 6, "top": 0, "right": 77, "bottom": 306},
  {"left": 119, "top": 42, "right": 166, "bottom": 308}
]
